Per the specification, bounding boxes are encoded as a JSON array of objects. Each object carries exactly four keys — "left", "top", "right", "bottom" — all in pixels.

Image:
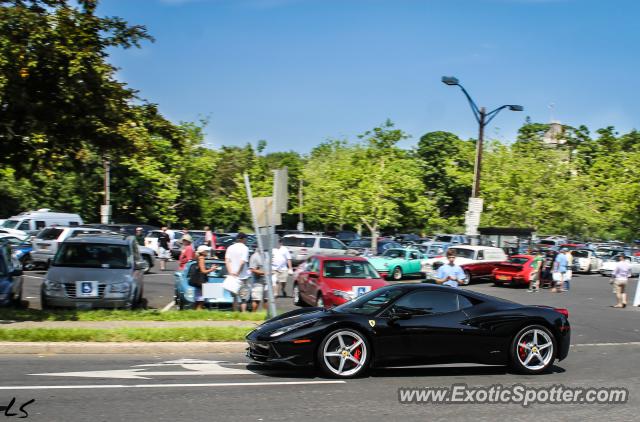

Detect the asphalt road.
[{"left": 7, "top": 267, "right": 640, "bottom": 421}]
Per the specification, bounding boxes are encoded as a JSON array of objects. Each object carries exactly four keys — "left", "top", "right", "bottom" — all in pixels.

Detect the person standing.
[
  {"left": 551, "top": 248, "right": 568, "bottom": 293},
  {"left": 225, "top": 233, "right": 250, "bottom": 312},
  {"left": 178, "top": 234, "right": 194, "bottom": 271},
  {"left": 272, "top": 238, "right": 293, "bottom": 297},
  {"left": 528, "top": 251, "right": 544, "bottom": 293},
  {"left": 135, "top": 227, "right": 145, "bottom": 246},
  {"left": 632, "top": 271, "right": 640, "bottom": 307},
  {"left": 204, "top": 226, "right": 217, "bottom": 257},
  {"left": 249, "top": 249, "right": 267, "bottom": 312},
  {"left": 564, "top": 250, "right": 573, "bottom": 291},
  {"left": 611, "top": 254, "right": 631, "bottom": 308},
  {"left": 193, "top": 245, "right": 219, "bottom": 310},
  {"left": 157, "top": 227, "right": 171, "bottom": 271},
  {"left": 434, "top": 251, "right": 466, "bottom": 288}
]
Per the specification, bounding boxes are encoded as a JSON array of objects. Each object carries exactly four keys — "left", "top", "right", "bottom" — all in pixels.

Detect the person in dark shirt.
[{"left": 135, "top": 227, "right": 145, "bottom": 246}]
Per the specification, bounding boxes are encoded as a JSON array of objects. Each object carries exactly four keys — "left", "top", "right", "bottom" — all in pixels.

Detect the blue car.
[
  {"left": 2, "top": 236, "right": 34, "bottom": 270},
  {"left": 174, "top": 259, "right": 234, "bottom": 309},
  {"left": 0, "top": 242, "right": 23, "bottom": 307}
]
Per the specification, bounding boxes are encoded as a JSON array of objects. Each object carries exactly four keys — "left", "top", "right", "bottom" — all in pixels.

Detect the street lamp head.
[
  {"left": 508, "top": 105, "right": 524, "bottom": 111},
  {"left": 441, "top": 76, "right": 459, "bottom": 86}
]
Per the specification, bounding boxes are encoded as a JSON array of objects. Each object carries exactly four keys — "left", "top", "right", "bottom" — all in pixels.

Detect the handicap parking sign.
[
  {"left": 353, "top": 286, "right": 371, "bottom": 297},
  {"left": 81, "top": 282, "right": 92, "bottom": 294},
  {"left": 76, "top": 281, "right": 98, "bottom": 297}
]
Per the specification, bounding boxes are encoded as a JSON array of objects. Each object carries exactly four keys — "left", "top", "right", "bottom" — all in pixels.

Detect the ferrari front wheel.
[
  {"left": 317, "top": 329, "right": 371, "bottom": 378},
  {"left": 510, "top": 325, "right": 556, "bottom": 374}
]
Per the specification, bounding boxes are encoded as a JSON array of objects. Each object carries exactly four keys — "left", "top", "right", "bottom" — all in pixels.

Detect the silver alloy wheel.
[
  {"left": 392, "top": 267, "right": 402, "bottom": 280},
  {"left": 322, "top": 330, "right": 367, "bottom": 377},
  {"left": 516, "top": 328, "right": 554, "bottom": 371}
]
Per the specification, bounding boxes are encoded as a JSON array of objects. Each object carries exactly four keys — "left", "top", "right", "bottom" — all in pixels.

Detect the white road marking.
[
  {"left": 23, "top": 275, "right": 44, "bottom": 279},
  {"left": 571, "top": 342, "right": 640, "bottom": 347},
  {"left": 25, "top": 296, "right": 37, "bottom": 299},
  {"left": 160, "top": 301, "right": 175, "bottom": 312},
  {"left": 30, "top": 359, "right": 252, "bottom": 379},
  {"left": 0, "top": 381, "right": 346, "bottom": 391}
]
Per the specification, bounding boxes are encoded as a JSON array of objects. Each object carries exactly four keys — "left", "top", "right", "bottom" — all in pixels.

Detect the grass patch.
[
  {"left": 0, "top": 309, "right": 267, "bottom": 322},
  {"left": 0, "top": 327, "right": 253, "bottom": 342}
]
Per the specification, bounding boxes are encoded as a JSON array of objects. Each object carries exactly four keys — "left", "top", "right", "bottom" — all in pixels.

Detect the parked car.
[
  {"left": 367, "top": 248, "right": 425, "bottom": 280},
  {"left": 292, "top": 255, "right": 387, "bottom": 308},
  {"left": 40, "top": 234, "right": 146, "bottom": 309},
  {"left": 1, "top": 209, "right": 83, "bottom": 235},
  {"left": 0, "top": 234, "right": 34, "bottom": 270},
  {"left": 208, "top": 234, "right": 257, "bottom": 259},
  {"left": 0, "top": 242, "right": 23, "bottom": 307},
  {"left": 347, "top": 238, "right": 403, "bottom": 256},
  {"left": 333, "top": 231, "right": 361, "bottom": 244},
  {"left": 422, "top": 246, "right": 508, "bottom": 285},
  {"left": 417, "top": 241, "right": 452, "bottom": 259},
  {"left": 433, "top": 234, "right": 468, "bottom": 245},
  {"left": 144, "top": 229, "right": 179, "bottom": 254},
  {"left": 600, "top": 255, "right": 640, "bottom": 277},
  {"left": 174, "top": 258, "right": 233, "bottom": 309},
  {"left": 282, "top": 234, "right": 350, "bottom": 265},
  {"left": 82, "top": 223, "right": 159, "bottom": 237},
  {"left": 31, "top": 227, "right": 105, "bottom": 268},
  {"left": 492, "top": 255, "right": 538, "bottom": 287},
  {"left": 571, "top": 249, "right": 602, "bottom": 273}
]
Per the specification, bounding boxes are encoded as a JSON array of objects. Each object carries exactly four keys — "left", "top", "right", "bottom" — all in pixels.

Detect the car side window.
[
  {"left": 35, "top": 220, "right": 46, "bottom": 230},
  {"left": 392, "top": 291, "right": 459, "bottom": 314},
  {"left": 477, "top": 250, "right": 484, "bottom": 260},
  {"left": 307, "top": 258, "right": 318, "bottom": 272},
  {"left": 17, "top": 220, "right": 30, "bottom": 231},
  {"left": 410, "top": 251, "right": 419, "bottom": 260},
  {"left": 457, "top": 294, "right": 475, "bottom": 310},
  {"left": 330, "top": 239, "right": 346, "bottom": 250},
  {"left": 319, "top": 238, "right": 332, "bottom": 249}
]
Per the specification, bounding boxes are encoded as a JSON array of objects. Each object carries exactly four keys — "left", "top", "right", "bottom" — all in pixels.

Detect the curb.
[{"left": 0, "top": 341, "right": 247, "bottom": 354}]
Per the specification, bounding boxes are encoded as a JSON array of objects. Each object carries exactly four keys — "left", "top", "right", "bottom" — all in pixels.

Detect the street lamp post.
[{"left": 441, "top": 76, "right": 523, "bottom": 242}]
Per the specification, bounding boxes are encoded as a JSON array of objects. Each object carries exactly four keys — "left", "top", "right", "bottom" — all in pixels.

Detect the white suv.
[{"left": 282, "top": 235, "right": 350, "bottom": 265}]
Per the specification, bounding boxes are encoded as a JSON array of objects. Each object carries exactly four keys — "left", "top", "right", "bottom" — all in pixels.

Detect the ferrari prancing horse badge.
[{"left": 369, "top": 320, "right": 376, "bottom": 327}]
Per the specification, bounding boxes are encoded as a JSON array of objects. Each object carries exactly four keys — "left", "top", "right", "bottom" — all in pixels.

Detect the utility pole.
[
  {"left": 101, "top": 157, "right": 112, "bottom": 224},
  {"left": 297, "top": 179, "right": 304, "bottom": 232},
  {"left": 472, "top": 107, "right": 486, "bottom": 198}
]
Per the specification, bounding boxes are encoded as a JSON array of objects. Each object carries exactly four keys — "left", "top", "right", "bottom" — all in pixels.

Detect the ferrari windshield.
[
  {"left": 333, "top": 286, "right": 404, "bottom": 315},
  {"left": 322, "top": 260, "right": 379, "bottom": 279}
]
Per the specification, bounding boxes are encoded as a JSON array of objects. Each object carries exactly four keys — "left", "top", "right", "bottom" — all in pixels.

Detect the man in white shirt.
[
  {"left": 225, "top": 233, "right": 250, "bottom": 311},
  {"left": 272, "top": 238, "right": 293, "bottom": 297}
]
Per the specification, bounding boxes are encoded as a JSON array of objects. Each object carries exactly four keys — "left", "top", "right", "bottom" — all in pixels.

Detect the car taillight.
[
  {"left": 434, "top": 255, "right": 443, "bottom": 259},
  {"left": 554, "top": 308, "right": 569, "bottom": 318},
  {"left": 299, "top": 248, "right": 308, "bottom": 255}
]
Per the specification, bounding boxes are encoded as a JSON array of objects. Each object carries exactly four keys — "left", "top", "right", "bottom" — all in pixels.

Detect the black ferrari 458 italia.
[{"left": 246, "top": 284, "right": 570, "bottom": 378}]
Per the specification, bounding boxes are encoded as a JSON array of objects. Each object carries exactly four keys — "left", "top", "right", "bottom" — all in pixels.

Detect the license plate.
[
  {"left": 76, "top": 281, "right": 98, "bottom": 298},
  {"left": 352, "top": 286, "right": 372, "bottom": 297},
  {"left": 75, "top": 302, "right": 93, "bottom": 310},
  {"left": 496, "top": 275, "right": 511, "bottom": 281}
]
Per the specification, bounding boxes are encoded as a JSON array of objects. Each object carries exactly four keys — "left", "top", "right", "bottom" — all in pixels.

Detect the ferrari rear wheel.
[
  {"left": 392, "top": 267, "right": 403, "bottom": 281},
  {"left": 318, "top": 329, "right": 370, "bottom": 378},
  {"left": 510, "top": 325, "right": 556, "bottom": 374}
]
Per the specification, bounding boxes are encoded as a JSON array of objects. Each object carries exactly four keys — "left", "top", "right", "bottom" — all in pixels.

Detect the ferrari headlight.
[
  {"left": 270, "top": 318, "right": 320, "bottom": 338},
  {"left": 332, "top": 289, "right": 355, "bottom": 301}
]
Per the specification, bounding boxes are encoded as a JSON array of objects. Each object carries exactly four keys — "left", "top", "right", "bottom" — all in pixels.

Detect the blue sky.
[{"left": 98, "top": 0, "right": 640, "bottom": 152}]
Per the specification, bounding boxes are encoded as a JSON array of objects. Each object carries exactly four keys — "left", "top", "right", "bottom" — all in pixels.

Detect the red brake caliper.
[
  {"left": 518, "top": 340, "right": 526, "bottom": 360},
  {"left": 353, "top": 340, "right": 362, "bottom": 361}
]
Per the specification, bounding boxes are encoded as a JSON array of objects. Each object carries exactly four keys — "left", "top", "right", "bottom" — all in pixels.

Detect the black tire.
[
  {"left": 142, "top": 256, "right": 152, "bottom": 274},
  {"left": 510, "top": 324, "right": 557, "bottom": 375},
  {"left": 22, "top": 255, "right": 35, "bottom": 271},
  {"left": 391, "top": 266, "right": 403, "bottom": 281},
  {"left": 12, "top": 288, "right": 23, "bottom": 308},
  {"left": 177, "top": 293, "right": 186, "bottom": 310},
  {"left": 461, "top": 270, "right": 471, "bottom": 286},
  {"left": 292, "top": 283, "right": 305, "bottom": 306},
  {"left": 316, "top": 328, "right": 371, "bottom": 379},
  {"left": 40, "top": 291, "right": 51, "bottom": 311}
]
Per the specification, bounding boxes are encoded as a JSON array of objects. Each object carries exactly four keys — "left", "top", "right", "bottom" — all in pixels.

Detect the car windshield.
[
  {"left": 508, "top": 257, "right": 529, "bottom": 264},
  {"left": 2, "top": 220, "right": 19, "bottom": 229},
  {"left": 282, "top": 237, "right": 315, "bottom": 247},
  {"left": 52, "top": 243, "right": 131, "bottom": 269},
  {"left": 382, "top": 249, "right": 405, "bottom": 258},
  {"left": 434, "top": 235, "right": 453, "bottom": 242},
  {"left": 349, "top": 240, "right": 370, "bottom": 248},
  {"left": 37, "top": 228, "right": 64, "bottom": 240},
  {"left": 448, "top": 247, "right": 475, "bottom": 259},
  {"left": 427, "top": 245, "right": 446, "bottom": 255},
  {"left": 333, "top": 286, "right": 405, "bottom": 315},
  {"left": 538, "top": 240, "right": 556, "bottom": 246},
  {"left": 322, "top": 260, "right": 380, "bottom": 279}
]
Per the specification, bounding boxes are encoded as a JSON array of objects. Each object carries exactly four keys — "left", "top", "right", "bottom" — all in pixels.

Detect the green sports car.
[{"left": 366, "top": 248, "right": 425, "bottom": 280}]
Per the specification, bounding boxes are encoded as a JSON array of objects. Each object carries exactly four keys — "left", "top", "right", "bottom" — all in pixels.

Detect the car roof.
[
  {"left": 448, "top": 245, "right": 502, "bottom": 251},
  {"left": 312, "top": 255, "right": 369, "bottom": 262},
  {"left": 62, "top": 234, "right": 131, "bottom": 245}
]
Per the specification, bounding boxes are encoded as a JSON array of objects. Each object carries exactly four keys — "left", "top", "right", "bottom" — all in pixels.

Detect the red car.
[
  {"left": 293, "top": 256, "right": 388, "bottom": 308},
  {"left": 492, "top": 254, "right": 539, "bottom": 286}
]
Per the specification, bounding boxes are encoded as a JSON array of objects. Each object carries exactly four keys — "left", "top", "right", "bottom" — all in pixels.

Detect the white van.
[{"left": 1, "top": 209, "right": 83, "bottom": 235}]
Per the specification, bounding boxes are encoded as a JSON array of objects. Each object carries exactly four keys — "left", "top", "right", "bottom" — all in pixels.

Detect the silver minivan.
[
  {"left": 41, "top": 234, "right": 145, "bottom": 309},
  {"left": 282, "top": 234, "right": 350, "bottom": 265}
]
